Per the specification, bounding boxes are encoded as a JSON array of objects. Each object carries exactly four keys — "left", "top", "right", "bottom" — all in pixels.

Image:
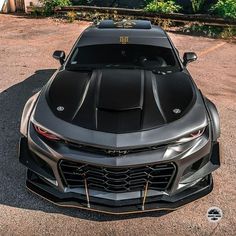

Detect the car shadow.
[{"left": 0, "top": 69, "right": 173, "bottom": 221}]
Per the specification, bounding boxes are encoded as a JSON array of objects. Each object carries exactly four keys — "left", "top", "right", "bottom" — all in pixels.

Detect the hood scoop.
[{"left": 95, "top": 69, "right": 145, "bottom": 132}]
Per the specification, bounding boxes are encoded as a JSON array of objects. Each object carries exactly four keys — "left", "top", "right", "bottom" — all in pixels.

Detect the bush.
[
  {"left": 211, "top": 0, "right": 236, "bottom": 19},
  {"left": 71, "top": 0, "right": 93, "bottom": 5},
  {"left": 145, "top": 0, "right": 181, "bottom": 14},
  {"left": 67, "top": 11, "right": 77, "bottom": 22},
  {"left": 191, "top": 0, "right": 205, "bottom": 13},
  {"left": 183, "top": 23, "right": 236, "bottom": 38},
  {"left": 40, "top": 0, "right": 71, "bottom": 16},
  {"left": 31, "top": 6, "right": 44, "bottom": 16}
]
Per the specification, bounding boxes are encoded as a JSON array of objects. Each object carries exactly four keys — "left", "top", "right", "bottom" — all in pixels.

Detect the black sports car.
[{"left": 19, "top": 20, "right": 220, "bottom": 214}]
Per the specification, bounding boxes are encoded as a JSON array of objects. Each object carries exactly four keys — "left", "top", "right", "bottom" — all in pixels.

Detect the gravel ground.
[{"left": 0, "top": 14, "right": 236, "bottom": 236}]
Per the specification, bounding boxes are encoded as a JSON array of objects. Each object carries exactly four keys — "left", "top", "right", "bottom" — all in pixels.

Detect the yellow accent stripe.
[{"left": 26, "top": 185, "right": 208, "bottom": 215}]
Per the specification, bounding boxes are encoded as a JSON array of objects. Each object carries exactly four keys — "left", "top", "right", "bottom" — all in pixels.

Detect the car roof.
[{"left": 76, "top": 20, "right": 171, "bottom": 48}]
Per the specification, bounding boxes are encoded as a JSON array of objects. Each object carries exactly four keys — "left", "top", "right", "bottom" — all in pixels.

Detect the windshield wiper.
[{"left": 104, "top": 64, "right": 143, "bottom": 70}]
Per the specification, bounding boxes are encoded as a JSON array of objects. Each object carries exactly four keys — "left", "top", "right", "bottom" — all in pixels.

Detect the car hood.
[
  {"left": 45, "top": 69, "right": 196, "bottom": 134},
  {"left": 32, "top": 68, "right": 208, "bottom": 148}
]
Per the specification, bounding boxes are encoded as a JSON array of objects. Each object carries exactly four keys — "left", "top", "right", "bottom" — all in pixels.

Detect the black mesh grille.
[{"left": 59, "top": 160, "right": 176, "bottom": 193}]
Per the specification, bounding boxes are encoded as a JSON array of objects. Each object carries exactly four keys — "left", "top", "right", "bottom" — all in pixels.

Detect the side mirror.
[
  {"left": 53, "top": 50, "right": 65, "bottom": 65},
  {"left": 183, "top": 52, "right": 197, "bottom": 66}
]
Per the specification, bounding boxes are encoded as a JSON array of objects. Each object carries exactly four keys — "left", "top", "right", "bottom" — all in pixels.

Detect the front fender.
[
  {"left": 20, "top": 92, "right": 40, "bottom": 137},
  {"left": 204, "top": 98, "right": 220, "bottom": 142}
]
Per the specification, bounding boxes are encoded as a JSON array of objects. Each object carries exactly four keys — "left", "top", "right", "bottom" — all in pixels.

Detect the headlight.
[
  {"left": 175, "top": 127, "right": 206, "bottom": 143},
  {"left": 163, "top": 127, "right": 207, "bottom": 159},
  {"left": 33, "top": 124, "right": 61, "bottom": 141}
]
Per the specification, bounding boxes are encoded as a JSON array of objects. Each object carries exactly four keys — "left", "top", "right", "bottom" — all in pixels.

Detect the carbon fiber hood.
[{"left": 46, "top": 69, "right": 196, "bottom": 134}]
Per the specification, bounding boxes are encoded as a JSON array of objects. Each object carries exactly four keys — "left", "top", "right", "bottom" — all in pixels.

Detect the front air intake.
[{"left": 59, "top": 160, "right": 176, "bottom": 193}]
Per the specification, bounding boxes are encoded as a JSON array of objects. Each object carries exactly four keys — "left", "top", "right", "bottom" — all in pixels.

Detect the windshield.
[{"left": 66, "top": 44, "right": 180, "bottom": 73}]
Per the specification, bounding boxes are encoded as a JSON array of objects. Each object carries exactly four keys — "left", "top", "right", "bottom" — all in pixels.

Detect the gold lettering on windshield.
[{"left": 120, "top": 36, "right": 129, "bottom": 44}]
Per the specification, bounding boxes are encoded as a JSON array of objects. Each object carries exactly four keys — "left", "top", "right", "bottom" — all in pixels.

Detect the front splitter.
[{"left": 26, "top": 174, "right": 213, "bottom": 215}]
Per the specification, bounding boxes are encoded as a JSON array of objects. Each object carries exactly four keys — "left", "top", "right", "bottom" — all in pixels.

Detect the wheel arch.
[
  {"left": 204, "top": 97, "right": 220, "bottom": 142},
  {"left": 20, "top": 92, "right": 40, "bottom": 137}
]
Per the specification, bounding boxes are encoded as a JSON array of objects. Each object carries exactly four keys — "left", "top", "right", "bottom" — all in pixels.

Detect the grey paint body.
[
  {"left": 19, "top": 22, "right": 220, "bottom": 213},
  {"left": 32, "top": 82, "right": 207, "bottom": 149}
]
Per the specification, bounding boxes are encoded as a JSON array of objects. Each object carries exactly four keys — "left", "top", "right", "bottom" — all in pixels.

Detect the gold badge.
[{"left": 120, "top": 36, "right": 129, "bottom": 44}]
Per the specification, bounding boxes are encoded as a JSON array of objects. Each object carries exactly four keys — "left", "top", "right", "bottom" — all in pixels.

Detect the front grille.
[
  {"left": 59, "top": 160, "right": 176, "bottom": 193},
  {"left": 65, "top": 141, "right": 166, "bottom": 157}
]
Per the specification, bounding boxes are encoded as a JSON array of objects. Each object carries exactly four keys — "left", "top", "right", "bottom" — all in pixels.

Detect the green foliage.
[
  {"left": 211, "top": 0, "right": 236, "bottom": 19},
  {"left": 67, "top": 11, "right": 77, "bottom": 22},
  {"left": 145, "top": 0, "right": 181, "bottom": 14},
  {"left": 40, "top": 0, "right": 71, "bottom": 16},
  {"left": 72, "top": 0, "right": 93, "bottom": 5},
  {"left": 220, "top": 26, "right": 236, "bottom": 38},
  {"left": 31, "top": 6, "right": 43, "bottom": 16},
  {"left": 184, "top": 23, "right": 236, "bottom": 38},
  {"left": 144, "top": 0, "right": 154, "bottom": 4},
  {"left": 191, "top": 0, "right": 205, "bottom": 13}
]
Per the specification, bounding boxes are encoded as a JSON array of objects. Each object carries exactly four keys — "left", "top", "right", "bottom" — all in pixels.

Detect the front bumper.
[
  {"left": 26, "top": 170, "right": 213, "bottom": 214},
  {"left": 19, "top": 132, "right": 220, "bottom": 214}
]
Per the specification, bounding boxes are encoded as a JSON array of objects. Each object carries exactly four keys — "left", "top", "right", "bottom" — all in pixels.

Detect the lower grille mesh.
[{"left": 59, "top": 161, "right": 176, "bottom": 193}]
